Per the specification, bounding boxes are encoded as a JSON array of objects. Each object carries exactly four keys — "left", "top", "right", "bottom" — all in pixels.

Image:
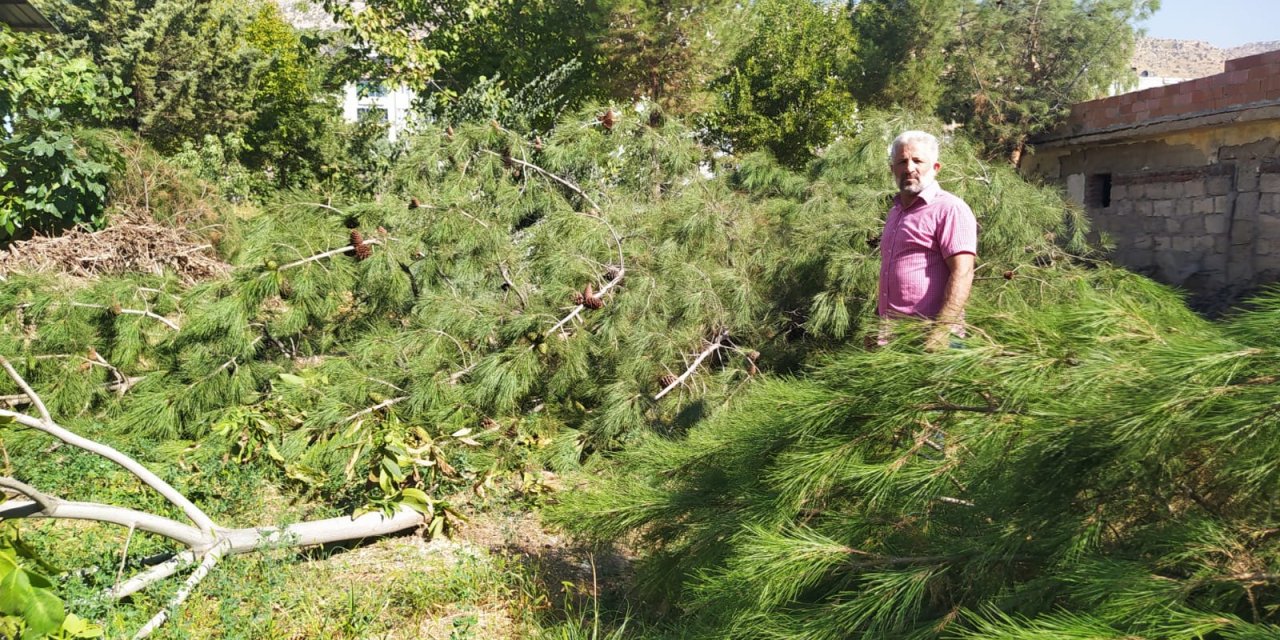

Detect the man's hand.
[{"left": 925, "top": 324, "right": 953, "bottom": 352}]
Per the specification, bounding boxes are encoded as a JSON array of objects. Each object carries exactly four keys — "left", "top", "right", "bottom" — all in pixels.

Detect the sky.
[{"left": 1137, "top": 0, "right": 1280, "bottom": 48}]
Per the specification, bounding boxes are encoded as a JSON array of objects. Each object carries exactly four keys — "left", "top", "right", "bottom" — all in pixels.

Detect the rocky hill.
[{"left": 1134, "top": 37, "right": 1280, "bottom": 79}]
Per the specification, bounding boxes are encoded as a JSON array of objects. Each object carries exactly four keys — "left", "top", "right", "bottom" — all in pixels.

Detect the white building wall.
[{"left": 341, "top": 82, "right": 417, "bottom": 141}]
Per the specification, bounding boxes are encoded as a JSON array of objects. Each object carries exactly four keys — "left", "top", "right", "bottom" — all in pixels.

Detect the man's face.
[{"left": 890, "top": 141, "right": 940, "bottom": 196}]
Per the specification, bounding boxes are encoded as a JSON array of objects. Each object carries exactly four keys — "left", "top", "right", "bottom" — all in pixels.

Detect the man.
[{"left": 878, "top": 130, "right": 977, "bottom": 351}]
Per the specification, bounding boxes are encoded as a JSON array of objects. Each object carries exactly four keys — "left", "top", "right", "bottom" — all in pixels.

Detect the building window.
[
  {"left": 357, "top": 107, "right": 389, "bottom": 123},
  {"left": 357, "top": 81, "right": 388, "bottom": 98},
  {"left": 1087, "top": 173, "right": 1113, "bottom": 208}
]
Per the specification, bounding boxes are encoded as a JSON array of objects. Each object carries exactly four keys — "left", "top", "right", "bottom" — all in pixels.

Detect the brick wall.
[{"left": 1065, "top": 49, "right": 1280, "bottom": 133}]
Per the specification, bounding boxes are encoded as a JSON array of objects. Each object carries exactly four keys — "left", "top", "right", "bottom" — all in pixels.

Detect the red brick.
[{"left": 1226, "top": 49, "right": 1280, "bottom": 72}]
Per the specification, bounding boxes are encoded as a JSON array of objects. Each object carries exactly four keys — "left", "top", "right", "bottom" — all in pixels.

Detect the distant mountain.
[{"left": 1133, "top": 37, "right": 1280, "bottom": 79}]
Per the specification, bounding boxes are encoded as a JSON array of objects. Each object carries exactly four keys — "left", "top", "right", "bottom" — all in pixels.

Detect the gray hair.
[{"left": 888, "top": 130, "right": 940, "bottom": 162}]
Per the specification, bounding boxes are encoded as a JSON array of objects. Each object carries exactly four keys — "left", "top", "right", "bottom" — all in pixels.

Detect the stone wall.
[
  {"left": 1080, "top": 139, "right": 1280, "bottom": 311},
  {"left": 1025, "top": 48, "right": 1280, "bottom": 313}
]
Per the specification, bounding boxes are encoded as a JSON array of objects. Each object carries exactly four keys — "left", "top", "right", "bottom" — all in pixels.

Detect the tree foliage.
[
  {"left": 0, "top": 26, "right": 125, "bottom": 239},
  {"left": 851, "top": 0, "right": 959, "bottom": 113},
  {"left": 941, "top": 0, "right": 1159, "bottom": 162},
  {"left": 555, "top": 266, "right": 1280, "bottom": 639},
  {"left": 850, "top": 0, "right": 1156, "bottom": 162},
  {"left": 704, "top": 0, "right": 858, "bottom": 167}
]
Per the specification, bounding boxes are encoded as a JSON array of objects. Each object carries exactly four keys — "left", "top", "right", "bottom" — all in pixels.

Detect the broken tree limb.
[
  {"left": 132, "top": 540, "right": 229, "bottom": 639},
  {"left": 0, "top": 497, "right": 208, "bottom": 549},
  {"left": 545, "top": 268, "right": 626, "bottom": 337},
  {"left": 0, "top": 360, "right": 426, "bottom": 638},
  {"left": 341, "top": 396, "right": 408, "bottom": 424},
  {"left": 654, "top": 329, "right": 731, "bottom": 400},
  {"left": 277, "top": 238, "right": 384, "bottom": 272}
]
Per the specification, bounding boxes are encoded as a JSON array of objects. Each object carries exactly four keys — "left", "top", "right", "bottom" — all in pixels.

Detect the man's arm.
[{"left": 936, "top": 252, "right": 975, "bottom": 325}]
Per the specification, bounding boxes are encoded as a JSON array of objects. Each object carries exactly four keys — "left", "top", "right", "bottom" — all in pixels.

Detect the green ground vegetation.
[{"left": 6, "top": 2, "right": 1270, "bottom": 639}]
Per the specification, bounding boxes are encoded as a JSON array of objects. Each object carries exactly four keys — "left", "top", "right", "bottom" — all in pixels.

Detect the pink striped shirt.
[{"left": 877, "top": 181, "right": 977, "bottom": 319}]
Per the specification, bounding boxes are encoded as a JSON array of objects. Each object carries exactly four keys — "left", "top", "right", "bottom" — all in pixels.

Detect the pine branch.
[
  {"left": 546, "top": 268, "right": 627, "bottom": 337},
  {"left": 276, "top": 238, "right": 384, "bottom": 272},
  {"left": 500, "top": 262, "right": 528, "bottom": 308},
  {"left": 341, "top": 396, "right": 407, "bottom": 423},
  {"left": 1, "top": 357, "right": 52, "bottom": 424},
  {"left": 68, "top": 302, "right": 180, "bottom": 331},
  {"left": 485, "top": 149, "right": 602, "bottom": 211},
  {"left": 0, "top": 374, "right": 148, "bottom": 406},
  {"left": 655, "top": 329, "right": 730, "bottom": 400},
  {"left": 481, "top": 149, "right": 626, "bottom": 270}
]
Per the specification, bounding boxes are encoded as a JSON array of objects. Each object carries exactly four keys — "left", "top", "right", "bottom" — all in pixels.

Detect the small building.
[
  {"left": 1025, "top": 50, "right": 1280, "bottom": 312},
  {"left": 341, "top": 81, "right": 417, "bottom": 142}
]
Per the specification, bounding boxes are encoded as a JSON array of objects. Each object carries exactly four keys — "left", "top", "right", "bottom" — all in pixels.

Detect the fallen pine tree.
[
  {"left": 0, "top": 108, "right": 1105, "bottom": 635},
  {"left": 553, "top": 268, "right": 1280, "bottom": 638}
]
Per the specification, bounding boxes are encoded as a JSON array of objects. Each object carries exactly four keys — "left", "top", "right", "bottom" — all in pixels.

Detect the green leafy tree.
[
  {"left": 241, "top": 4, "right": 345, "bottom": 190},
  {"left": 850, "top": 0, "right": 1156, "bottom": 163},
  {"left": 596, "top": 0, "right": 741, "bottom": 113},
  {"left": 0, "top": 27, "right": 125, "bottom": 239},
  {"left": 433, "top": 0, "right": 607, "bottom": 126},
  {"left": 320, "top": 0, "right": 511, "bottom": 91},
  {"left": 705, "top": 0, "right": 858, "bottom": 167},
  {"left": 940, "top": 0, "right": 1159, "bottom": 163},
  {"left": 40, "top": 0, "right": 267, "bottom": 153},
  {"left": 850, "top": 0, "right": 959, "bottom": 113}
]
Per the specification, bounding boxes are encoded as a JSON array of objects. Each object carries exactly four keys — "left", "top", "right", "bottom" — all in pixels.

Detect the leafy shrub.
[{"left": 0, "top": 28, "right": 126, "bottom": 240}]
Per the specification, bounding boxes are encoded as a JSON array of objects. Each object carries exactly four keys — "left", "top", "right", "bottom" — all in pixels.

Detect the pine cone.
[
  {"left": 409, "top": 197, "right": 420, "bottom": 210},
  {"left": 746, "top": 350, "right": 760, "bottom": 362},
  {"left": 582, "top": 284, "right": 604, "bottom": 310},
  {"left": 445, "top": 126, "right": 455, "bottom": 139},
  {"left": 534, "top": 135, "right": 544, "bottom": 151},
  {"left": 350, "top": 229, "right": 371, "bottom": 261},
  {"left": 502, "top": 150, "right": 514, "bottom": 168},
  {"left": 658, "top": 373, "right": 678, "bottom": 389},
  {"left": 571, "top": 291, "right": 585, "bottom": 305},
  {"left": 599, "top": 109, "right": 616, "bottom": 131},
  {"left": 1003, "top": 270, "right": 1015, "bottom": 280}
]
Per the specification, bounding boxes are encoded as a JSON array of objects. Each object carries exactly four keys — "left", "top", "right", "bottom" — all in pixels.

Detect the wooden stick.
[
  {"left": 132, "top": 541, "right": 229, "bottom": 639},
  {"left": 654, "top": 329, "right": 730, "bottom": 400}
]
